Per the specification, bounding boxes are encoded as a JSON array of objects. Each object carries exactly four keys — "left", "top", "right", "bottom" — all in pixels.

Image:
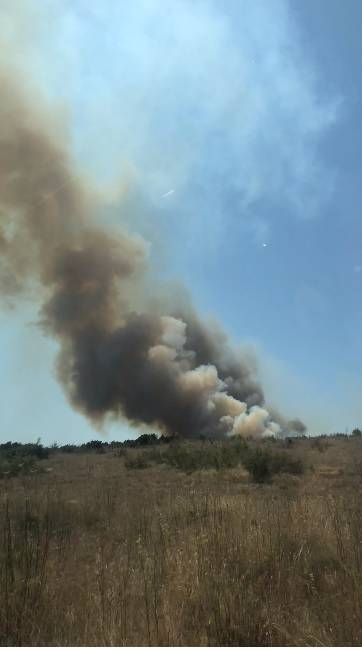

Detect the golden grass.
[{"left": 1, "top": 437, "right": 362, "bottom": 645}]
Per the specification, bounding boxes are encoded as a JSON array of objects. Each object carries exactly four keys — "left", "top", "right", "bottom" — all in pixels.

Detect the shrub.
[
  {"left": 122, "top": 438, "right": 303, "bottom": 481},
  {"left": 0, "top": 445, "right": 45, "bottom": 479},
  {"left": 352, "top": 428, "right": 362, "bottom": 437},
  {"left": 81, "top": 440, "right": 107, "bottom": 451},
  {"left": 123, "top": 434, "right": 161, "bottom": 448},
  {"left": 244, "top": 449, "right": 271, "bottom": 483},
  {"left": 243, "top": 448, "right": 304, "bottom": 483},
  {"left": 146, "top": 438, "right": 248, "bottom": 473},
  {"left": 0, "top": 456, "right": 36, "bottom": 479},
  {"left": 0, "top": 441, "right": 48, "bottom": 461},
  {"left": 135, "top": 433, "right": 159, "bottom": 446},
  {"left": 60, "top": 444, "right": 78, "bottom": 453},
  {"left": 269, "top": 452, "right": 304, "bottom": 475},
  {"left": 26, "top": 443, "right": 49, "bottom": 460}
]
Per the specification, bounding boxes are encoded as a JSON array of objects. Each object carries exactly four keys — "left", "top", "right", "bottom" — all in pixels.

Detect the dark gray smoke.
[
  {"left": 0, "top": 72, "right": 302, "bottom": 439},
  {"left": 287, "top": 419, "right": 307, "bottom": 435}
]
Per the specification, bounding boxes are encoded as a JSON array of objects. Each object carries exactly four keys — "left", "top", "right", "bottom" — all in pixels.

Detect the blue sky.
[{"left": 1, "top": 0, "right": 362, "bottom": 443}]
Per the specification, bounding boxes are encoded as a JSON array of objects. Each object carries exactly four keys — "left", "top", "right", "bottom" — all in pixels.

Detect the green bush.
[
  {"left": 0, "top": 442, "right": 48, "bottom": 459},
  {"left": 0, "top": 454, "right": 37, "bottom": 479},
  {"left": 0, "top": 440, "right": 49, "bottom": 478},
  {"left": 244, "top": 449, "right": 271, "bottom": 483},
  {"left": 142, "top": 438, "right": 248, "bottom": 473},
  {"left": 269, "top": 452, "right": 304, "bottom": 475},
  {"left": 122, "top": 438, "right": 303, "bottom": 481},
  {"left": 243, "top": 448, "right": 304, "bottom": 483},
  {"left": 60, "top": 444, "right": 78, "bottom": 453},
  {"left": 81, "top": 440, "right": 107, "bottom": 451},
  {"left": 134, "top": 433, "right": 159, "bottom": 446}
]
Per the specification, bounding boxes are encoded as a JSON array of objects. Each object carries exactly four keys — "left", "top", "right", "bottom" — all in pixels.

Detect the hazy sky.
[{"left": 1, "top": 0, "right": 362, "bottom": 443}]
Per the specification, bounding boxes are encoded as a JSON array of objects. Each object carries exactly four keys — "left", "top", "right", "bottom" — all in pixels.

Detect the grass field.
[{"left": 1, "top": 435, "right": 362, "bottom": 646}]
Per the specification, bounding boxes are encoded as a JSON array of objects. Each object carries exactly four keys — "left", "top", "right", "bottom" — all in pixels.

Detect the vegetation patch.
[
  {"left": 122, "top": 438, "right": 304, "bottom": 481},
  {"left": 244, "top": 448, "right": 304, "bottom": 483},
  {"left": 0, "top": 441, "right": 48, "bottom": 479}
]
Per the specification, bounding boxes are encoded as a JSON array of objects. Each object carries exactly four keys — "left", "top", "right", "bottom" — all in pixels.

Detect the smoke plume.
[
  {"left": 287, "top": 418, "right": 307, "bottom": 436},
  {"left": 0, "top": 71, "right": 301, "bottom": 439}
]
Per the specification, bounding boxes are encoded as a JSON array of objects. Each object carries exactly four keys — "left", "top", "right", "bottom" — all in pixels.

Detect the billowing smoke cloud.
[
  {"left": 0, "top": 71, "right": 302, "bottom": 439},
  {"left": 287, "top": 418, "right": 307, "bottom": 436}
]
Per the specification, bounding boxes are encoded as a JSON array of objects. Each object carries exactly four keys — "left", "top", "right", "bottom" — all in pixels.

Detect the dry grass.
[{"left": 1, "top": 436, "right": 362, "bottom": 645}]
